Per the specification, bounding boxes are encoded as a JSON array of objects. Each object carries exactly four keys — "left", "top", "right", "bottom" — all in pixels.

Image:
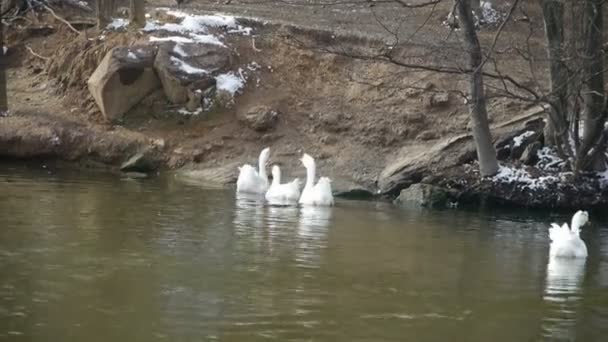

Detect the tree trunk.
[
  {"left": 0, "top": 18, "right": 7, "bottom": 114},
  {"left": 129, "top": 0, "right": 146, "bottom": 29},
  {"left": 577, "top": 0, "right": 606, "bottom": 171},
  {"left": 541, "top": 0, "right": 570, "bottom": 155},
  {"left": 471, "top": 0, "right": 483, "bottom": 21},
  {"left": 96, "top": 0, "right": 115, "bottom": 28},
  {"left": 456, "top": 0, "right": 499, "bottom": 176}
]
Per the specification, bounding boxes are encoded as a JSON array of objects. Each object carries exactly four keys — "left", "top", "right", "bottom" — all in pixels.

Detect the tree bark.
[
  {"left": 96, "top": 0, "right": 116, "bottom": 29},
  {"left": 456, "top": 0, "right": 499, "bottom": 176},
  {"left": 129, "top": 0, "right": 146, "bottom": 29},
  {"left": 577, "top": 0, "right": 606, "bottom": 171},
  {"left": 541, "top": 0, "right": 570, "bottom": 153},
  {"left": 0, "top": 18, "right": 7, "bottom": 114}
]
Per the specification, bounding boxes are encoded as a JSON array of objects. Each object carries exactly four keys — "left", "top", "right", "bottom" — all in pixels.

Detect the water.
[{"left": 1, "top": 162, "right": 608, "bottom": 341}]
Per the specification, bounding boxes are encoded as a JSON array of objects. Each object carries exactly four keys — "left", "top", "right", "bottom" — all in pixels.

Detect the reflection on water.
[
  {"left": 542, "top": 257, "right": 586, "bottom": 341},
  {"left": 1, "top": 163, "right": 608, "bottom": 341}
]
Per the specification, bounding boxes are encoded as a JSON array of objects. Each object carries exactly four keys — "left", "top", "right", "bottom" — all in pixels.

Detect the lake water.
[{"left": 1, "top": 162, "right": 608, "bottom": 341}]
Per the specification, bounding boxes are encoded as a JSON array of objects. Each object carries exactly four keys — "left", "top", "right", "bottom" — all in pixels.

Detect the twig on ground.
[
  {"left": 42, "top": 5, "right": 80, "bottom": 34},
  {"left": 25, "top": 45, "right": 50, "bottom": 60}
]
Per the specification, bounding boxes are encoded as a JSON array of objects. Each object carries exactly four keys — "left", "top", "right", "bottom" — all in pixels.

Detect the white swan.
[
  {"left": 299, "top": 153, "right": 334, "bottom": 206},
  {"left": 549, "top": 210, "right": 589, "bottom": 258},
  {"left": 265, "top": 165, "right": 301, "bottom": 204},
  {"left": 236, "top": 147, "right": 270, "bottom": 194}
]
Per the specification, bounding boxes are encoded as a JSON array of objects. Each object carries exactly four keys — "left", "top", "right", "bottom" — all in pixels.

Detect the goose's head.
[
  {"left": 300, "top": 153, "right": 315, "bottom": 169},
  {"left": 271, "top": 165, "right": 281, "bottom": 182},
  {"left": 259, "top": 147, "right": 271, "bottom": 165},
  {"left": 572, "top": 210, "right": 590, "bottom": 229}
]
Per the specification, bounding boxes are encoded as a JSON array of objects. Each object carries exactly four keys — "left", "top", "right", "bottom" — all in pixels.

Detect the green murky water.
[{"left": 1, "top": 162, "right": 608, "bottom": 341}]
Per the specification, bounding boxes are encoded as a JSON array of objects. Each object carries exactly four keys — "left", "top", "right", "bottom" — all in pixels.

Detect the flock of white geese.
[
  {"left": 236, "top": 147, "right": 334, "bottom": 206},
  {"left": 235, "top": 149, "right": 593, "bottom": 260}
]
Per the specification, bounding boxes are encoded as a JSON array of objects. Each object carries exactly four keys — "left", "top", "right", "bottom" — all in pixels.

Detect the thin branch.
[
  {"left": 42, "top": 5, "right": 80, "bottom": 34},
  {"left": 25, "top": 45, "right": 50, "bottom": 60}
]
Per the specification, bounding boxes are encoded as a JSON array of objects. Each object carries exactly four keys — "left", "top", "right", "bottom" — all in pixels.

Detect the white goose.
[
  {"left": 549, "top": 210, "right": 589, "bottom": 259},
  {"left": 299, "top": 153, "right": 334, "bottom": 206},
  {"left": 236, "top": 147, "right": 270, "bottom": 195},
  {"left": 265, "top": 165, "right": 301, "bottom": 205}
]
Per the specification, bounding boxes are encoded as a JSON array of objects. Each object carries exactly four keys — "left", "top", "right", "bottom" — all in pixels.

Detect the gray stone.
[
  {"left": 153, "top": 43, "right": 232, "bottom": 105},
  {"left": 88, "top": 45, "right": 161, "bottom": 121},
  {"left": 394, "top": 183, "right": 449, "bottom": 208},
  {"left": 239, "top": 106, "right": 279, "bottom": 131}
]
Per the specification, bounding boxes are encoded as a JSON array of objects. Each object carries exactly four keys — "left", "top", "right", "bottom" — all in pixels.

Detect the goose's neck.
[
  {"left": 272, "top": 169, "right": 281, "bottom": 186},
  {"left": 258, "top": 158, "right": 267, "bottom": 181},
  {"left": 571, "top": 221, "right": 581, "bottom": 235},
  {"left": 304, "top": 164, "right": 316, "bottom": 188}
]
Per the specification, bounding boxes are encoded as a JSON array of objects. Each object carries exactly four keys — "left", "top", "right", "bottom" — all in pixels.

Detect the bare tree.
[
  {"left": 456, "top": 0, "right": 499, "bottom": 176},
  {"left": 0, "top": 15, "right": 7, "bottom": 115},
  {"left": 541, "top": 0, "right": 607, "bottom": 173},
  {"left": 130, "top": 0, "right": 146, "bottom": 28}
]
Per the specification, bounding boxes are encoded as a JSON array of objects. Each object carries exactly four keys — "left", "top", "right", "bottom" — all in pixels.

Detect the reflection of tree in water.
[{"left": 542, "top": 257, "right": 586, "bottom": 341}]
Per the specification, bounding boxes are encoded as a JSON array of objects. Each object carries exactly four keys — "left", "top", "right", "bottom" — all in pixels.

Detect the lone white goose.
[
  {"left": 265, "top": 165, "right": 301, "bottom": 205},
  {"left": 236, "top": 147, "right": 270, "bottom": 195},
  {"left": 299, "top": 153, "right": 334, "bottom": 206},
  {"left": 549, "top": 210, "right": 589, "bottom": 259}
]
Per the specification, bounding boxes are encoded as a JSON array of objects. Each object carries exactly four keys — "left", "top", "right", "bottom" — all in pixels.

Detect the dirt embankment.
[{"left": 1, "top": 1, "right": 552, "bottom": 201}]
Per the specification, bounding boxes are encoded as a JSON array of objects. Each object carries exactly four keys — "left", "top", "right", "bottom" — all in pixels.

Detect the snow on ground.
[
  {"left": 536, "top": 147, "right": 566, "bottom": 171},
  {"left": 512, "top": 130, "right": 535, "bottom": 148},
  {"left": 177, "top": 107, "right": 203, "bottom": 115},
  {"left": 107, "top": 18, "right": 129, "bottom": 30},
  {"left": 493, "top": 165, "right": 559, "bottom": 190},
  {"left": 480, "top": 1, "right": 502, "bottom": 25},
  {"left": 215, "top": 71, "right": 245, "bottom": 95}
]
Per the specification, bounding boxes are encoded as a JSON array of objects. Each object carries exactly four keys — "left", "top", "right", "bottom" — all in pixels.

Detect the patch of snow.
[
  {"left": 189, "top": 33, "right": 225, "bottom": 46},
  {"left": 170, "top": 57, "right": 208, "bottom": 74},
  {"left": 149, "top": 36, "right": 195, "bottom": 44},
  {"left": 513, "top": 130, "right": 535, "bottom": 148},
  {"left": 177, "top": 107, "right": 203, "bottom": 115},
  {"left": 78, "top": 1, "right": 87, "bottom": 6},
  {"left": 215, "top": 72, "right": 245, "bottom": 96},
  {"left": 2, "top": 46, "right": 7, "bottom": 54},
  {"left": 98, "top": 34, "right": 106, "bottom": 40},
  {"left": 493, "top": 165, "right": 559, "bottom": 191},
  {"left": 536, "top": 147, "right": 566, "bottom": 171},
  {"left": 480, "top": 1, "right": 501, "bottom": 24},
  {"left": 127, "top": 51, "right": 138, "bottom": 60},
  {"left": 107, "top": 18, "right": 129, "bottom": 30}
]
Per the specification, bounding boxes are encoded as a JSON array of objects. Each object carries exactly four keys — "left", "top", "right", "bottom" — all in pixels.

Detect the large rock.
[
  {"left": 394, "top": 183, "right": 450, "bottom": 208},
  {"left": 239, "top": 106, "right": 279, "bottom": 131},
  {"left": 88, "top": 46, "right": 161, "bottom": 121},
  {"left": 154, "top": 42, "right": 232, "bottom": 105}
]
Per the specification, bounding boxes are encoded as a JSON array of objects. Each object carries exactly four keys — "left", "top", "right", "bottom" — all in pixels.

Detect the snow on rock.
[
  {"left": 173, "top": 44, "right": 188, "bottom": 57},
  {"left": 513, "top": 130, "right": 535, "bottom": 148},
  {"left": 127, "top": 51, "right": 138, "bottom": 60},
  {"left": 170, "top": 56, "right": 208, "bottom": 74},
  {"left": 2, "top": 46, "right": 7, "bottom": 54},
  {"left": 493, "top": 165, "right": 559, "bottom": 190},
  {"left": 216, "top": 71, "right": 245, "bottom": 96},
  {"left": 107, "top": 18, "right": 129, "bottom": 30},
  {"left": 149, "top": 36, "right": 195, "bottom": 44}
]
